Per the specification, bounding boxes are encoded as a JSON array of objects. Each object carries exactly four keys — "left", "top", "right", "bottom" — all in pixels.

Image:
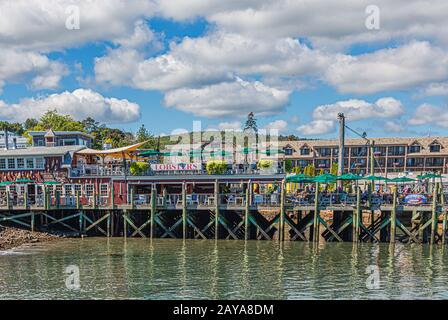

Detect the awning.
[{"left": 76, "top": 141, "right": 148, "bottom": 158}]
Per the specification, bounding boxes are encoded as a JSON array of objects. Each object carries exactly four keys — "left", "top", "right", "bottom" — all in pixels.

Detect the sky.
[{"left": 0, "top": 0, "right": 448, "bottom": 140}]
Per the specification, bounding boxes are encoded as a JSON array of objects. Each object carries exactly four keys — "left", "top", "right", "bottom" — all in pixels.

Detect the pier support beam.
[
  {"left": 279, "top": 179, "right": 286, "bottom": 241},
  {"left": 245, "top": 183, "right": 250, "bottom": 240},
  {"left": 313, "top": 182, "right": 320, "bottom": 242},
  {"left": 214, "top": 180, "right": 219, "bottom": 240},
  {"left": 150, "top": 186, "right": 156, "bottom": 239},
  {"left": 390, "top": 189, "right": 397, "bottom": 243},
  {"left": 182, "top": 182, "right": 187, "bottom": 239},
  {"left": 430, "top": 182, "right": 439, "bottom": 245}
]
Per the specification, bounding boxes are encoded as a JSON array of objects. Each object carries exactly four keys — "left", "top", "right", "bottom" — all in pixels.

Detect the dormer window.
[
  {"left": 408, "top": 143, "right": 421, "bottom": 153},
  {"left": 300, "top": 147, "right": 310, "bottom": 155},
  {"left": 430, "top": 144, "right": 441, "bottom": 153},
  {"left": 284, "top": 148, "right": 293, "bottom": 156}
]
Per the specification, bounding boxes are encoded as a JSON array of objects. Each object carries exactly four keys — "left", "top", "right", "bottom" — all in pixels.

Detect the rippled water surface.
[{"left": 1, "top": 238, "right": 448, "bottom": 299}]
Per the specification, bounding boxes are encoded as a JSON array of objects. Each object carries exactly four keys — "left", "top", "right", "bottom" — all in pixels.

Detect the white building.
[{"left": 0, "top": 131, "right": 28, "bottom": 149}]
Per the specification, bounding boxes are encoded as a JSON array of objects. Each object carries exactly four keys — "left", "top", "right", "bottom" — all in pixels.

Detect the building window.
[
  {"left": 100, "top": 184, "right": 108, "bottom": 197},
  {"left": 7, "top": 158, "right": 15, "bottom": 169},
  {"left": 284, "top": 148, "right": 293, "bottom": 156},
  {"left": 62, "top": 139, "right": 77, "bottom": 146},
  {"left": 430, "top": 144, "right": 441, "bottom": 153},
  {"left": 351, "top": 147, "right": 367, "bottom": 157},
  {"left": 64, "top": 185, "right": 73, "bottom": 196},
  {"left": 300, "top": 147, "right": 310, "bottom": 155},
  {"left": 74, "top": 184, "right": 82, "bottom": 195},
  {"left": 388, "top": 146, "right": 406, "bottom": 156},
  {"left": 85, "top": 184, "right": 94, "bottom": 197},
  {"left": 16, "top": 158, "right": 25, "bottom": 169},
  {"left": 316, "top": 148, "right": 331, "bottom": 157},
  {"left": 0, "top": 159, "right": 5, "bottom": 170},
  {"left": 26, "top": 158, "right": 34, "bottom": 169},
  {"left": 408, "top": 145, "right": 421, "bottom": 153},
  {"left": 35, "top": 158, "right": 44, "bottom": 169},
  {"left": 426, "top": 157, "right": 443, "bottom": 167}
]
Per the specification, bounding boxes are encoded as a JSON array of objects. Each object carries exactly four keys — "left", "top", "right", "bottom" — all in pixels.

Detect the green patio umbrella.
[
  {"left": 312, "top": 173, "right": 337, "bottom": 183},
  {"left": 161, "top": 151, "right": 183, "bottom": 157},
  {"left": 417, "top": 173, "right": 442, "bottom": 179},
  {"left": 388, "top": 177, "right": 416, "bottom": 183},
  {"left": 15, "top": 178, "right": 35, "bottom": 184},
  {"left": 44, "top": 180, "right": 61, "bottom": 185},
  {"left": 338, "top": 173, "right": 362, "bottom": 180},
  {"left": 263, "top": 149, "right": 285, "bottom": 156},
  {"left": 286, "top": 173, "right": 313, "bottom": 183},
  {"left": 189, "top": 149, "right": 207, "bottom": 156},
  {"left": 0, "top": 181, "right": 13, "bottom": 186},
  {"left": 362, "top": 175, "right": 389, "bottom": 181},
  {"left": 139, "top": 149, "right": 161, "bottom": 157}
]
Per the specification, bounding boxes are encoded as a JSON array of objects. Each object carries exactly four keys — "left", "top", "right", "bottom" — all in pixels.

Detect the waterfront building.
[
  {"left": 0, "top": 131, "right": 28, "bottom": 149},
  {"left": 28, "top": 129, "right": 93, "bottom": 147},
  {"left": 279, "top": 137, "right": 448, "bottom": 175}
]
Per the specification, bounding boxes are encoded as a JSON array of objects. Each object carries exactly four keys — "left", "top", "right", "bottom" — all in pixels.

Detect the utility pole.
[
  {"left": 337, "top": 113, "right": 345, "bottom": 176},
  {"left": 370, "top": 140, "right": 375, "bottom": 176}
]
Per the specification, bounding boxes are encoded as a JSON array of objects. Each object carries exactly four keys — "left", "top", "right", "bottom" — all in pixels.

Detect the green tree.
[
  {"left": 32, "top": 110, "right": 85, "bottom": 132},
  {"left": 284, "top": 159, "right": 293, "bottom": 173},
  {"left": 243, "top": 112, "right": 258, "bottom": 161},
  {"left": 23, "top": 118, "right": 38, "bottom": 131},
  {"left": 135, "top": 124, "right": 156, "bottom": 149},
  {"left": 0, "top": 121, "right": 24, "bottom": 135}
]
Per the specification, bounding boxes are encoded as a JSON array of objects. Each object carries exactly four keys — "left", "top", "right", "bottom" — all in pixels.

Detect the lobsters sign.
[{"left": 150, "top": 163, "right": 201, "bottom": 171}]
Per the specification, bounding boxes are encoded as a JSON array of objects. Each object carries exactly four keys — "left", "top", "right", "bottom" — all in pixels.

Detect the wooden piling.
[
  {"left": 390, "top": 188, "right": 397, "bottom": 243},
  {"left": 182, "top": 182, "right": 187, "bottom": 239},
  {"left": 150, "top": 186, "right": 156, "bottom": 239},
  {"left": 214, "top": 180, "right": 219, "bottom": 240},
  {"left": 353, "top": 187, "right": 361, "bottom": 242},
  {"left": 79, "top": 210, "right": 84, "bottom": 236},
  {"left": 244, "top": 184, "right": 250, "bottom": 240},
  {"left": 430, "top": 182, "right": 439, "bottom": 245},
  {"left": 313, "top": 182, "right": 320, "bottom": 242},
  {"left": 31, "top": 212, "right": 35, "bottom": 232},
  {"left": 107, "top": 211, "right": 111, "bottom": 237},
  {"left": 279, "top": 179, "right": 286, "bottom": 242},
  {"left": 123, "top": 210, "right": 128, "bottom": 238}
]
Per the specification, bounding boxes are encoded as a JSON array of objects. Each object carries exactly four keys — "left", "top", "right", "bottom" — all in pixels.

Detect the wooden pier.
[{"left": 1, "top": 177, "right": 447, "bottom": 244}]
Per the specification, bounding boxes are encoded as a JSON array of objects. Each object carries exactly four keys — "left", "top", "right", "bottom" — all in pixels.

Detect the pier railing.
[
  {"left": 0, "top": 191, "right": 440, "bottom": 210},
  {"left": 69, "top": 164, "right": 284, "bottom": 177}
]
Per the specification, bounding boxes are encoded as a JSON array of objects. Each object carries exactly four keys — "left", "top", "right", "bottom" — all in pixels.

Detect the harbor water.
[{"left": 1, "top": 238, "right": 448, "bottom": 299}]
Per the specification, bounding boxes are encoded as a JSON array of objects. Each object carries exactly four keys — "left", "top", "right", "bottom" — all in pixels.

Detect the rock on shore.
[{"left": 0, "top": 226, "right": 60, "bottom": 251}]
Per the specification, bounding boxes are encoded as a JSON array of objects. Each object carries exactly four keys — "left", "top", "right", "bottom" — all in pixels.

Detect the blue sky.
[{"left": 1, "top": 1, "right": 448, "bottom": 139}]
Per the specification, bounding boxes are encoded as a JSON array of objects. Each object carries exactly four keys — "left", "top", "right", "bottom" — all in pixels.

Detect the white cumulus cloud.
[
  {"left": 408, "top": 103, "right": 448, "bottom": 128},
  {"left": 312, "top": 97, "right": 404, "bottom": 121},
  {"left": 0, "top": 89, "right": 141, "bottom": 124},
  {"left": 297, "top": 120, "right": 335, "bottom": 136},
  {"left": 325, "top": 42, "right": 448, "bottom": 94},
  {"left": 164, "top": 78, "right": 291, "bottom": 118}
]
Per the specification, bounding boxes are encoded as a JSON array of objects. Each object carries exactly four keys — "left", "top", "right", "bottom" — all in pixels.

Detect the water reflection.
[{"left": 1, "top": 239, "right": 448, "bottom": 299}]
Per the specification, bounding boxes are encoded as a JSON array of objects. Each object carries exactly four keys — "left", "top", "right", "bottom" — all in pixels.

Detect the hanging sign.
[{"left": 150, "top": 163, "right": 202, "bottom": 171}]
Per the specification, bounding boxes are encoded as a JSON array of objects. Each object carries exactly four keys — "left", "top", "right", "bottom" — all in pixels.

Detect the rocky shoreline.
[{"left": 0, "top": 226, "right": 60, "bottom": 251}]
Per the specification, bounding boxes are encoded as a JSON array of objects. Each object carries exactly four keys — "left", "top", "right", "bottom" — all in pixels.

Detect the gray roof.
[
  {"left": 27, "top": 131, "right": 93, "bottom": 139},
  {"left": 0, "top": 146, "right": 86, "bottom": 157}
]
